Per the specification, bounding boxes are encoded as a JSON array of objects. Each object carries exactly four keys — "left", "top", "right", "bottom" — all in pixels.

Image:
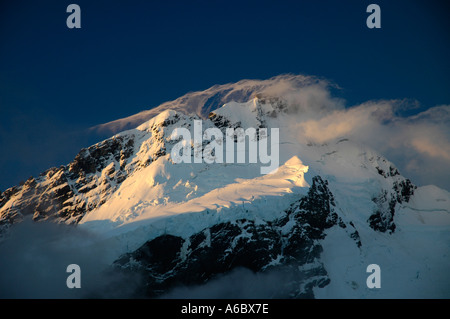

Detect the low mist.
[
  {"left": 0, "top": 218, "right": 142, "bottom": 298},
  {"left": 161, "top": 267, "right": 306, "bottom": 299}
]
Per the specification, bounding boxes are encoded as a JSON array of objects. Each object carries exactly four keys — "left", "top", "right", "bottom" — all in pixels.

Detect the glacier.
[{"left": 0, "top": 76, "right": 449, "bottom": 298}]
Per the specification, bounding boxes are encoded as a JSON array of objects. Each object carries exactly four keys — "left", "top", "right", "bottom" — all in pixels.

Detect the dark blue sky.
[{"left": 0, "top": 0, "right": 449, "bottom": 190}]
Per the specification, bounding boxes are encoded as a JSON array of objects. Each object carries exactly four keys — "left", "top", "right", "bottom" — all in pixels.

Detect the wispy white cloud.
[
  {"left": 278, "top": 81, "right": 450, "bottom": 190},
  {"left": 91, "top": 74, "right": 450, "bottom": 191}
]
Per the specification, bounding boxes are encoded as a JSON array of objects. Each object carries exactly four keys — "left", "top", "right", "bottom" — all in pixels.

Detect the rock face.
[
  {"left": 368, "top": 167, "right": 417, "bottom": 233},
  {"left": 0, "top": 136, "right": 134, "bottom": 226},
  {"left": 91, "top": 74, "right": 316, "bottom": 135},
  {"left": 0, "top": 116, "right": 174, "bottom": 228},
  {"left": 3, "top": 89, "right": 445, "bottom": 299},
  {"left": 114, "top": 176, "right": 350, "bottom": 298}
]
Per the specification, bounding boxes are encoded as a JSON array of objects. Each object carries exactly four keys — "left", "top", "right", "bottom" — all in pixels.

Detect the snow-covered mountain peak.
[
  {"left": 135, "top": 109, "right": 186, "bottom": 132},
  {"left": 1, "top": 77, "right": 449, "bottom": 298},
  {"left": 92, "top": 74, "right": 330, "bottom": 134},
  {"left": 209, "top": 95, "right": 289, "bottom": 130}
]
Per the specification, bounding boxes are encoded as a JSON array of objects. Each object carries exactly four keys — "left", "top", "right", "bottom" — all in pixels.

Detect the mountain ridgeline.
[{"left": 1, "top": 76, "right": 448, "bottom": 298}]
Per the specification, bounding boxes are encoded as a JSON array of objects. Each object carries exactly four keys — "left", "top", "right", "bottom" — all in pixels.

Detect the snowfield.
[
  {"left": 1, "top": 75, "right": 449, "bottom": 298},
  {"left": 76, "top": 98, "right": 450, "bottom": 298}
]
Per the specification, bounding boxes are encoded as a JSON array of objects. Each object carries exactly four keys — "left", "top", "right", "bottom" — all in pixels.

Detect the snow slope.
[
  {"left": 78, "top": 96, "right": 450, "bottom": 298},
  {"left": 1, "top": 82, "right": 449, "bottom": 298},
  {"left": 91, "top": 74, "right": 334, "bottom": 134}
]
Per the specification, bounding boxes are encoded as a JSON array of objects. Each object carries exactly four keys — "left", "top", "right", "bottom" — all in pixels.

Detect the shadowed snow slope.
[{"left": 1, "top": 78, "right": 449, "bottom": 298}]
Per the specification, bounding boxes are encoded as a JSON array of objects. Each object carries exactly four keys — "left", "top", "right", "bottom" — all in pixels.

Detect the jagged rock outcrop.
[
  {"left": 1, "top": 83, "right": 448, "bottom": 299},
  {"left": 114, "top": 176, "right": 352, "bottom": 298},
  {"left": 368, "top": 170, "right": 417, "bottom": 233},
  {"left": 0, "top": 114, "right": 181, "bottom": 229}
]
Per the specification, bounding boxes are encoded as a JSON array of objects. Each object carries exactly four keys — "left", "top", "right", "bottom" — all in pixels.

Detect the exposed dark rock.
[
  {"left": 393, "top": 179, "right": 416, "bottom": 203},
  {"left": 114, "top": 176, "right": 345, "bottom": 298},
  {"left": 389, "top": 166, "right": 400, "bottom": 177},
  {"left": 376, "top": 166, "right": 400, "bottom": 178},
  {"left": 367, "top": 178, "right": 416, "bottom": 234},
  {"left": 209, "top": 113, "right": 240, "bottom": 131},
  {"left": 349, "top": 222, "right": 362, "bottom": 248},
  {"left": 376, "top": 167, "right": 386, "bottom": 178},
  {"left": 368, "top": 191, "right": 396, "bottom": 233},
  {"left": 0, "top": 133, "right": 140, "bottom": 230},
  {"left": 160, "top": 114, "right": 180, "bottom": 127}
]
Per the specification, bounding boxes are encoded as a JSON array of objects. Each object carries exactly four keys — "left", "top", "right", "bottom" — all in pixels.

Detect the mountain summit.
[
  {"left": 91, "top": 74, "right": 337, "bottom": 134},
  {"left": 1, "top": 76, "right": 449, "bottom": 298}
]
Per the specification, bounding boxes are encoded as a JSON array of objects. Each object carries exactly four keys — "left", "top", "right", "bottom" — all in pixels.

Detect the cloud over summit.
[
  {"left": 274, "top": 80, "right": 450, "bottom": 190},
  {"left": 92, "top": 74, "right": 449, "bottom": 191}
]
